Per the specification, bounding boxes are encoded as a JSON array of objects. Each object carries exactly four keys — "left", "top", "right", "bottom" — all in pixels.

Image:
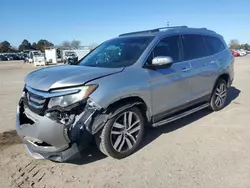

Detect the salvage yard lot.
[{"left": 0, "top": 57, "right": 250, "bottom": 188}]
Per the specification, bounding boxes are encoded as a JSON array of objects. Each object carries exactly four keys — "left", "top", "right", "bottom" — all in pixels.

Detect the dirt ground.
[{"left": 0, "top": 57, "right": 250, "bottom": 188}]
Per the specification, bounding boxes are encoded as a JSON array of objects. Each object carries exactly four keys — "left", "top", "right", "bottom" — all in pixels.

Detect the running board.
[{"left": 152, "top": 103, "right": 209, "bottom": 127}]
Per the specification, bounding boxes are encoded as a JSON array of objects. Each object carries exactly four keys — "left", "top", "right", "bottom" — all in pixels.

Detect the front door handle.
[{"left": 205, "top": 60, "right": 216, "bottom": 66}]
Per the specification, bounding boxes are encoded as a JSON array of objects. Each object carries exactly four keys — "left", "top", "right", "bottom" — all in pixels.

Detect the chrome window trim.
[
  {"left": 26, "top": 86, "right": 80, "bottom": 99},
  {"left": 29, "top": 96, "right": 46, "bottom": 104},
  {"left": 28, "top": 101, "right": 44, "bottom": 109}
]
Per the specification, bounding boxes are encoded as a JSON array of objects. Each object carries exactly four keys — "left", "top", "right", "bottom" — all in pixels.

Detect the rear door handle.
[
  {"left": 209, "top": 60, "right": 215, "bottom": 64},
  {"left": 182, "top": 67, "right": 191, "bottom": 72}
]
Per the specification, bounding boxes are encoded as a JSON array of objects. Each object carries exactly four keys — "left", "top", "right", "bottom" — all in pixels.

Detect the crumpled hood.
[{"left": 25, "top": 65, "right": 124, "bottom": 91}]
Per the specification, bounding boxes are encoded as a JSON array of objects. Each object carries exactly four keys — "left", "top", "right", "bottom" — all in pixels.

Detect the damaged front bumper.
[{"left": 16, "top": 97, "right": 108, "bottom": 162}]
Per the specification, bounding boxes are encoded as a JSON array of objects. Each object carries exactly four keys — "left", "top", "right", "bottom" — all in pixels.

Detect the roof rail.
[
  {"left": 119, "top": 29, "right": 159, "bottom": 37},
  {"left": 119, "top": 26, "right": 188, "bottom": 37},
  {"left": 157, "top": 26, "right": 188, "bottom": 30}
]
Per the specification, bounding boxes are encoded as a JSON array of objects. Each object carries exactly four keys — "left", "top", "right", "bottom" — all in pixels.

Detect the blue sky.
[{"left": 1, "top": 0, "right": 250, "bottom": 47}]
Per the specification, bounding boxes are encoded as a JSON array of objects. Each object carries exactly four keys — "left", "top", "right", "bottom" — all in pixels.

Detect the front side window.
[
  {"left": 182, "top": 34, "right": 209, "bottom": 61},
  {"left": 147, "top": 35, "right": 182, "bottom": 64},
  {"left": 79, "top": 36, "right": 154, "bottom": 68},
  {"left": 204, "top": 35, "right": 226, "bottom": 55}
]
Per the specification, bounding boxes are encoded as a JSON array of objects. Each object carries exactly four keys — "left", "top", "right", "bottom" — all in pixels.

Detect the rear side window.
[
  {"left": 148, "top": 35, "right": 182, "bottom": 63},
  {"left": 182, "top": 34, "right": 208, "bottom": 61},
  {"left": 204, "top": 36, "right": 226, "bottom": 55}
]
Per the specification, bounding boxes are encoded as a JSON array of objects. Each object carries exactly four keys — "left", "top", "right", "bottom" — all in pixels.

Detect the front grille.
[{"left": 25, "top": 91, "right": 47, "bottom": 115}]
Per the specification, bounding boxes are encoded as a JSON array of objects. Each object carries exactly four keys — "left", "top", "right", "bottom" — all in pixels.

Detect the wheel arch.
[
  {"left": 209, "top": 73, "right": 230, "bottom": 99},
  {"left": 105, "top": 96, "right": 151, "bottom": 124},
  {"left": 216, "top": 73, "right": 230, "bottom": 88}
]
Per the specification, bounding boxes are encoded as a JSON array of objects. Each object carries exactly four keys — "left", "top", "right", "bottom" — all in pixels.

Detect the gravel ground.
[{"left": 0, "top": 57, "right": 250, "bottom": 188}]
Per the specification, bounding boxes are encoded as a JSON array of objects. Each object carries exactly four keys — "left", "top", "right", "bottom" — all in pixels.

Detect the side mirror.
[{"left": 152, "top": 56, "right": 173, "bottom": 67}]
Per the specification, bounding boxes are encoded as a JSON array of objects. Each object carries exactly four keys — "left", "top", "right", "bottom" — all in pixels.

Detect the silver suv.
[{"left": 16, "top": 26, "right": 234, "bottom": 161}]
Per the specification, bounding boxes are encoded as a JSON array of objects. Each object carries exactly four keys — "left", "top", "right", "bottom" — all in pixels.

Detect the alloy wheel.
[
  {"left": 110, "top": 111, "right": 141, "bottom": 153},
  {"left": 214, "top": 82, "right": 227, "bottom": 108}
]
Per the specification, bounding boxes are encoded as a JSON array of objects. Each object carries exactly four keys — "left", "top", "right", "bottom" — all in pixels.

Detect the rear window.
[
  {"left": 204, "top": 35, "right": 226, "bottom": 55},
  {"left": 182, "top": 34, "right": 209, "bottom": 61}
]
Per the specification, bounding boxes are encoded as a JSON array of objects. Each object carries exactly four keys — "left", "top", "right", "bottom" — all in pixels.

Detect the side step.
[{"left": 152, "top": 103, "right": 209, "bottom": 127}]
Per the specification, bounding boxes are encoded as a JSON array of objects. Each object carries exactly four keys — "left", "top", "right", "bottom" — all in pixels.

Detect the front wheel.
[
  {"left": 95, "top": 106, "right": 145, "bottom": 159},
  {"left": 209, "top": 79, "right": 228, "bottom": 111}
]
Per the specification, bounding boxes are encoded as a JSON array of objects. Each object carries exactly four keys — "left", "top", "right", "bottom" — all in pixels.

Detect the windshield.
[
  {"left": 79, "top": 36, "right": 154, "bottom": 68},
  {"left": 65, "top": 52, "right": 76, "bottom": 56},
  {"left": 33, "top": 52, "right": 41, "bottom": 56}
]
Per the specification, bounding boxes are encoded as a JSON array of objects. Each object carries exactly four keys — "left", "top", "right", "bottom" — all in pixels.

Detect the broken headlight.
[{"left": 48, "top": 85, "right": 98, "bottom": 108}]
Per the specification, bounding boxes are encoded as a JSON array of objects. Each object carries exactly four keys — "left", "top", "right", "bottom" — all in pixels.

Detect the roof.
[{"left": 118, "top": 26, "right": 218, "bottom": 38}]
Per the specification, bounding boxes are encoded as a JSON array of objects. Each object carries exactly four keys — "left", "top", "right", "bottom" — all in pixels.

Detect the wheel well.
[
  {"left": 218, "top": 73, "right": 230, "bottom": 87},
  {"left": 106, "top": 97, "right": 150, "bottom": 123}
]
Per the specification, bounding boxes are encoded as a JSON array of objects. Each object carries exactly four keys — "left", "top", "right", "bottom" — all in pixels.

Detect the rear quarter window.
[{"left": 204, "top": 35, "right": 226, "bottom": 55}]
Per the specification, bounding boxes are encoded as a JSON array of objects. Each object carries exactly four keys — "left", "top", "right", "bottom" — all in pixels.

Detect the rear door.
[
  {"left": 146, "top": 35, "right": 192, "bottom": 122},
  {"left": 181, "top": 34, "right": 219, "bottom": 102},
  {"left": 203, "top": 35, "right": 227, "bottom": 90}
]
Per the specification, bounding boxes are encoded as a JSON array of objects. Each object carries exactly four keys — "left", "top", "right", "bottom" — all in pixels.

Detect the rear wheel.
[
  {"left": 95, "top": 106, "right": 145, "bottom": 159},
  {"left": 209, "top": 79, "right": 228, "bottom": 111}
]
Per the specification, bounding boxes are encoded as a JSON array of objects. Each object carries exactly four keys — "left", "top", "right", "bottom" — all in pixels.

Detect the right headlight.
[{"left": 48, "top": 85, "right": 98, "bottom": 108}]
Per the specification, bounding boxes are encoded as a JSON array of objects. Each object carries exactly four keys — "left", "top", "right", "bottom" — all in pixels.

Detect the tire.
[
  {"left": 95, "top": 106, "right": 145, "bottom": 159},
  {"left": 209, "top": 78, "right": 228, "bottom": 111}
]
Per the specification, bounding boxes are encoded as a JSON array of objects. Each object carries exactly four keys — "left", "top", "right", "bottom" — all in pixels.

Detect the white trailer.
[{"left": 45, "top": 48, "right": 57, "bottom": 64}]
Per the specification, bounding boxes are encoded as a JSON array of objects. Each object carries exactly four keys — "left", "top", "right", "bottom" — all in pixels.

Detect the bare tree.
[
  {"left": 89, "top": 43, "right": 98, "bottom": 51},
  {"left": 62, "top": 41, "right": 71, "bottom": 49},
  {"left": 71, "top": 40, "right": 81, "bottom": 49},
  {"left": 229, "top": 39, "right": 240, "bottom": 49}
]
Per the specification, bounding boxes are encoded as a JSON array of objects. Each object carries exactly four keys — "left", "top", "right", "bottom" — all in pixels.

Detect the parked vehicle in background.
[
  {"left": 18, "top": 53, "right": 28, "bottom": 60},
  {"left": 0, "top": 54, "right": 8, "bottom": 61},
  {"left": 63, "top": 51, "right": 78, "bottom": 64},
  {"left": 246, "top": 50, "right": 250, "bottom": 54},
  {"left": 236, "top": 49, "right": 247, "bottom": 56},
  {"left": 16, "top": 26, "right": 234, "bottom": 162},
  {"left": 23, "top": 50, "right": 31, "bottom": 56},
  {"left": 4, "top": 54, "right": 13, "bottom": 61},
  {"left": 33, "top": 52, "right": 46, "bottom": 66},
  {"left": 10, "top": 54, "right": 21, "bottom": 60},
  {"left": 25, "top": 51, "right": 46, "bottom": 66},
  {"left": 231, "top": 50, "right": 240, "bottom": 57},
  {"left": 26, "top": 51, "right": 41, "bottom": 63}
]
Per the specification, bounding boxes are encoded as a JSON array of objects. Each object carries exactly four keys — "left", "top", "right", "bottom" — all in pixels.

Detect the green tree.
[
  {"left": 36, "top": 39, "right": 54, "bottom": 52},
  {"left": 241, "top": 43, "right": 250, "bottom": 50},
  {"left": 0, "top": 41, "right": 11, "bottom": 52},
  {"left": 18, "top": 39, "right": 32, "bottom": 51},
  {"left": 32, "top": 42, "right": 38, "bottom": 50}
]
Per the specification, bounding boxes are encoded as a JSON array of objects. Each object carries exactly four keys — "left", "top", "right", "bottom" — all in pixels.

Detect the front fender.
[{"left": 87, "top": 67, "right": 152, "bottom": 116}]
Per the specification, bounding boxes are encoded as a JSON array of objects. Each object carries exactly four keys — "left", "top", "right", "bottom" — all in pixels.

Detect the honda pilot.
[{"left": 16, "top": 26, "right": 234, "bottom": 162}]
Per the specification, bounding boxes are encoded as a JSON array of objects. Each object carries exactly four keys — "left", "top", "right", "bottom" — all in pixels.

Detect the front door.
[{"left": 145, "top": 35, "right": 192, "bottom": 122}]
